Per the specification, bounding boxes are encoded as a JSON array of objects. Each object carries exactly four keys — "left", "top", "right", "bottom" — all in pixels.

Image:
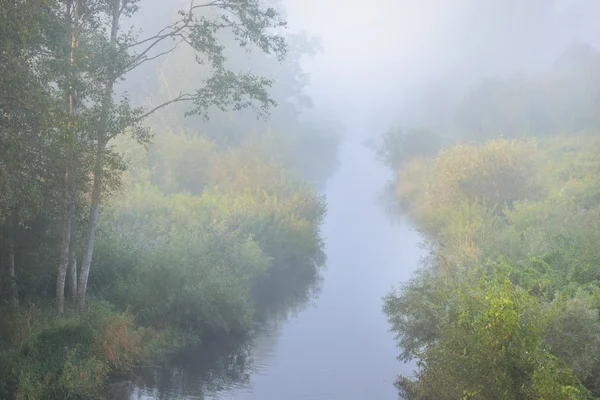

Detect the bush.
[
  {"left": 386, "top": 134, "right": 600, "bottom": 398},
  {"left": 91, "top": 133, "right": 327, "bottom": 337},
  {"left": 397, "top": 139, "right": 538, "bottom": 224},
  {"left": 94, "top": 187, "right": 271, "bottom": 334},
  {"left": 387, "top": 263, "right": 595, "bottom": 400},
  {"left": 92, "top": 181, "right": 325, "bottom": 335},
  {"left": 0, "top": 301, "right": 148, "bottom": 400}
]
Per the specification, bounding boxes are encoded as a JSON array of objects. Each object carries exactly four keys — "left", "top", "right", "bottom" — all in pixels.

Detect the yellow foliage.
[
  {"left": 209, "top": 145, "right": 285, "bottom": 195},
  {"left": 427, "top": 138, "right": 538, "bottom": 209},
  {"left": 396, "top": 138, "right": 538, "bottom": 267},
  {"left": 398, "top": 139, "right": 538, "bottom": 221}
]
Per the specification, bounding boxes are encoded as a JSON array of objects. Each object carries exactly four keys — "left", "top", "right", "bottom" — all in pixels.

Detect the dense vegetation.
[
  {"left": 0, "top": 1, "right": 337, "bottom": 398},
  {"left": 381, "top": 44, "right": 600, "bottom": 399}
]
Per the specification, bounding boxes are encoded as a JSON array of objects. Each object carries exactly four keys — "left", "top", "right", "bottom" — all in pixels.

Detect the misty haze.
[{"left": 1, "top": 1, "right": 600, "bottom": 399}]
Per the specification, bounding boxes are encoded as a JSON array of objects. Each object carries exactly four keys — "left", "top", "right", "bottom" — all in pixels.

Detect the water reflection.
[
  {"left": 375, "top": 180, "right": 406, "bottom": 227},
  {"left": 251, "top": 259, "right": 324, "bottom": 326},
  {"left": 104, "top": 337, "right": 253, "bottom": 400},
  {"left": 131, "top": 337, "right": 253, "bottom": 400}
]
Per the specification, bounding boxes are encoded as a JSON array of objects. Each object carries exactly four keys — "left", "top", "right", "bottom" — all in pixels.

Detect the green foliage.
[
  {"left": 0, "top": 0, "right": 332, "bottom": 398},
  {"left": 0, "top": 301, "right": 154, "bottom": 400},
  {"left": 388, "top": 261, "right": 597, "bottom": 400},
  {"left": 89, "top": 132, "right": 326, "bottom": 337},
  {"left": 95, "top": 187, "right": 271, "bottom": 334},
  {"left": 394, "top": 138, "right": 538, "bottom": 266},
  {"left": 149, "top": 28, "right": 341, "bottom": 187},
  {"left": 386, "top": 134, "right": 600, "bottom": 399}
]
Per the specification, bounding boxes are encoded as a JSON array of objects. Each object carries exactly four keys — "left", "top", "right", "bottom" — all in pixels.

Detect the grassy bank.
[
  {"left": 384, "top": 134, "right": 600, "bottom": 399},
  {"left": 0, "top": 301, "right": 196, "bottom": 400}
]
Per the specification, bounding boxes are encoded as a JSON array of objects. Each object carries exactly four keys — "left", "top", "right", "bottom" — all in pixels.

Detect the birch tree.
[
  {"left": 55, "top": 0, "right": 81, "bottom": 313},
  {"left": 74, "top": 0, "right": 288, "bottom": 310}
]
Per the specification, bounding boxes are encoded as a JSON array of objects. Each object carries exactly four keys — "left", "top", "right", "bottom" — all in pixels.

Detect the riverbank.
[
  {"left": 0, "top": 301, "right": 194, "bottom": 399},
  {"left": 384, "top": 133, "right": 600, "bottom": 399},
  {"left": 0, "top": 245, "right": 326, "bottom": 400},
  {"left": 0, "top": 132, "right": 329, "bottom": 400}
]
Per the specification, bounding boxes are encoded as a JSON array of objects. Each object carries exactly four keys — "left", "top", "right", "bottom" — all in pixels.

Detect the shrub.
[
  {"left": 92, "top": 134, "right": 327, "bottom": 336},
  {"left": 0, "top": 301, "right": 146, "bottom": 399},
  {"left": 94, "top": 188, "right": 271, "bottom": 334},
  {"left": 387, "top": 134, "right": 600, "bottom": 398},
  {"left": 388, "top": 264, "right": 594, "bottom": 400}
]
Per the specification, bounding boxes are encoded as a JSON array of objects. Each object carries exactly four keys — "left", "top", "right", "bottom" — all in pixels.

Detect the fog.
[
  {"left": 116, "top": 2, "right": 600, "bottom": 399},
  {"left": 3, "top": 1, "right": 600, "bottom": 399},
  {"left": 284, "top": 0, "right": 600, "bottom": 131},
  {"left": 124, "top": 1, "right": 600, "bottom": 134}
]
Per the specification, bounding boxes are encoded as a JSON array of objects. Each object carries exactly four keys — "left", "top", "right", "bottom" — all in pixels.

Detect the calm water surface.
[{"left": 115, "top": 134, "right": 422, "bottom": 400}]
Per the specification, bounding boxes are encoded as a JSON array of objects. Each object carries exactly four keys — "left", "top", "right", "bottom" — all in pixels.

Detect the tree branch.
[
  {"left": 137, "top": 93, "right": 195, "bottom": 121},
  {"left": 119, "top": 0, "right": 128, "bottom": 15},
  {"left": 123, "top": 38, "right": 184, "bottom": 75},
  {"left": 126, "top": 0, "right": 226, "bottom": 49},
  {"left": 189, "top": 0, "right": 229, "bottom": 13},
  {"left": 127, "top": 22, "right": 178, "bottom": 48}
]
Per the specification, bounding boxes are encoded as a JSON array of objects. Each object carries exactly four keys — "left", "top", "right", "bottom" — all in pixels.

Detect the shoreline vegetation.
[
  {"left": 0, "top": 1, "right": 338, "bottom": 399},
  {"left": 380, "top": 43, "right": 600, "bottom": 400},
  {"left": 0, "top": 130, "right": 330, "bottom": 400}
]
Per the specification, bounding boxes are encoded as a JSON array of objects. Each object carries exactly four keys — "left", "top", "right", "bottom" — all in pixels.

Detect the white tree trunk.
[
  {"left": 76, "top": 0, "right": 120, "bottom": 311},
  {"left": 56, "top": 0, "right": 80, "bottom": 314},
  {"left": 77, "top": 167, "right": 100, "bottom": 310},
  {"left": 67, "top": 203, "right": 78, "bottom": 303},
  {"left": 56, "top": 197, "right": 72, "bottom": 313}
]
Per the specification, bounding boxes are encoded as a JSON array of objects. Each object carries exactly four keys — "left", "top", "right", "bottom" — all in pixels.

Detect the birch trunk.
[
  {"left": 56, "top": 192, "right": 72, "bottom": 313},
  {"left": 67, "top": 196, "right": 78, "bottom": 303},
  {"left": 77, "top": 0, "right": 120, "bottom": 310},
  {"left": 77, "top": 160, "right": 101, "bottom": 310},
  {"left": 56, "top": 0, "right": 80, "bottom": 313}
]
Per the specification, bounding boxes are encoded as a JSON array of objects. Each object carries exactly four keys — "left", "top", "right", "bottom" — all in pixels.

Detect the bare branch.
[
  {"left": 127, "top": 22, "right": 176, "bottom": 48},
  {"left": 129, "top": 30, "right": 183, "bottom": 65},
  {"left": 126, "top": 0, "right": 225, "bottom": 49},
  {"left": 123, "top": 38, "right": 184, "bottom": 75},
  {"left": 119, "top": 0, "right": 128, "bottom": 15},
  {"left": 137, "top": 93, "right": 196, "bottom": 121},
  {"left": 189, "top": 0, "right": 231, "bottom": 12}
]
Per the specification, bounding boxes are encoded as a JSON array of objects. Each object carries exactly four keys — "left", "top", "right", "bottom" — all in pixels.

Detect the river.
[{"left": 111, "top": 133, "right": 422, "bottom": 400}]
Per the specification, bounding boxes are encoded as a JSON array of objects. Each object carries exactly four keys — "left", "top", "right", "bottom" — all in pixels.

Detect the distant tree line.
[{"left": 375, "top": 42, "right": 600, "bottom": 169}]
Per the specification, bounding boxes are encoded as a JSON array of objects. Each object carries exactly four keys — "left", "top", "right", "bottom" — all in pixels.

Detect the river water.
[{"left": 114, "top": 134, "right": 422, "bottom": 400}]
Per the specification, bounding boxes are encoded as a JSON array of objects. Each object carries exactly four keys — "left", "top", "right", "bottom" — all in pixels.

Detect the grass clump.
[{"left": 0, "top": 300, "right": 179, "bottom": 400}]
